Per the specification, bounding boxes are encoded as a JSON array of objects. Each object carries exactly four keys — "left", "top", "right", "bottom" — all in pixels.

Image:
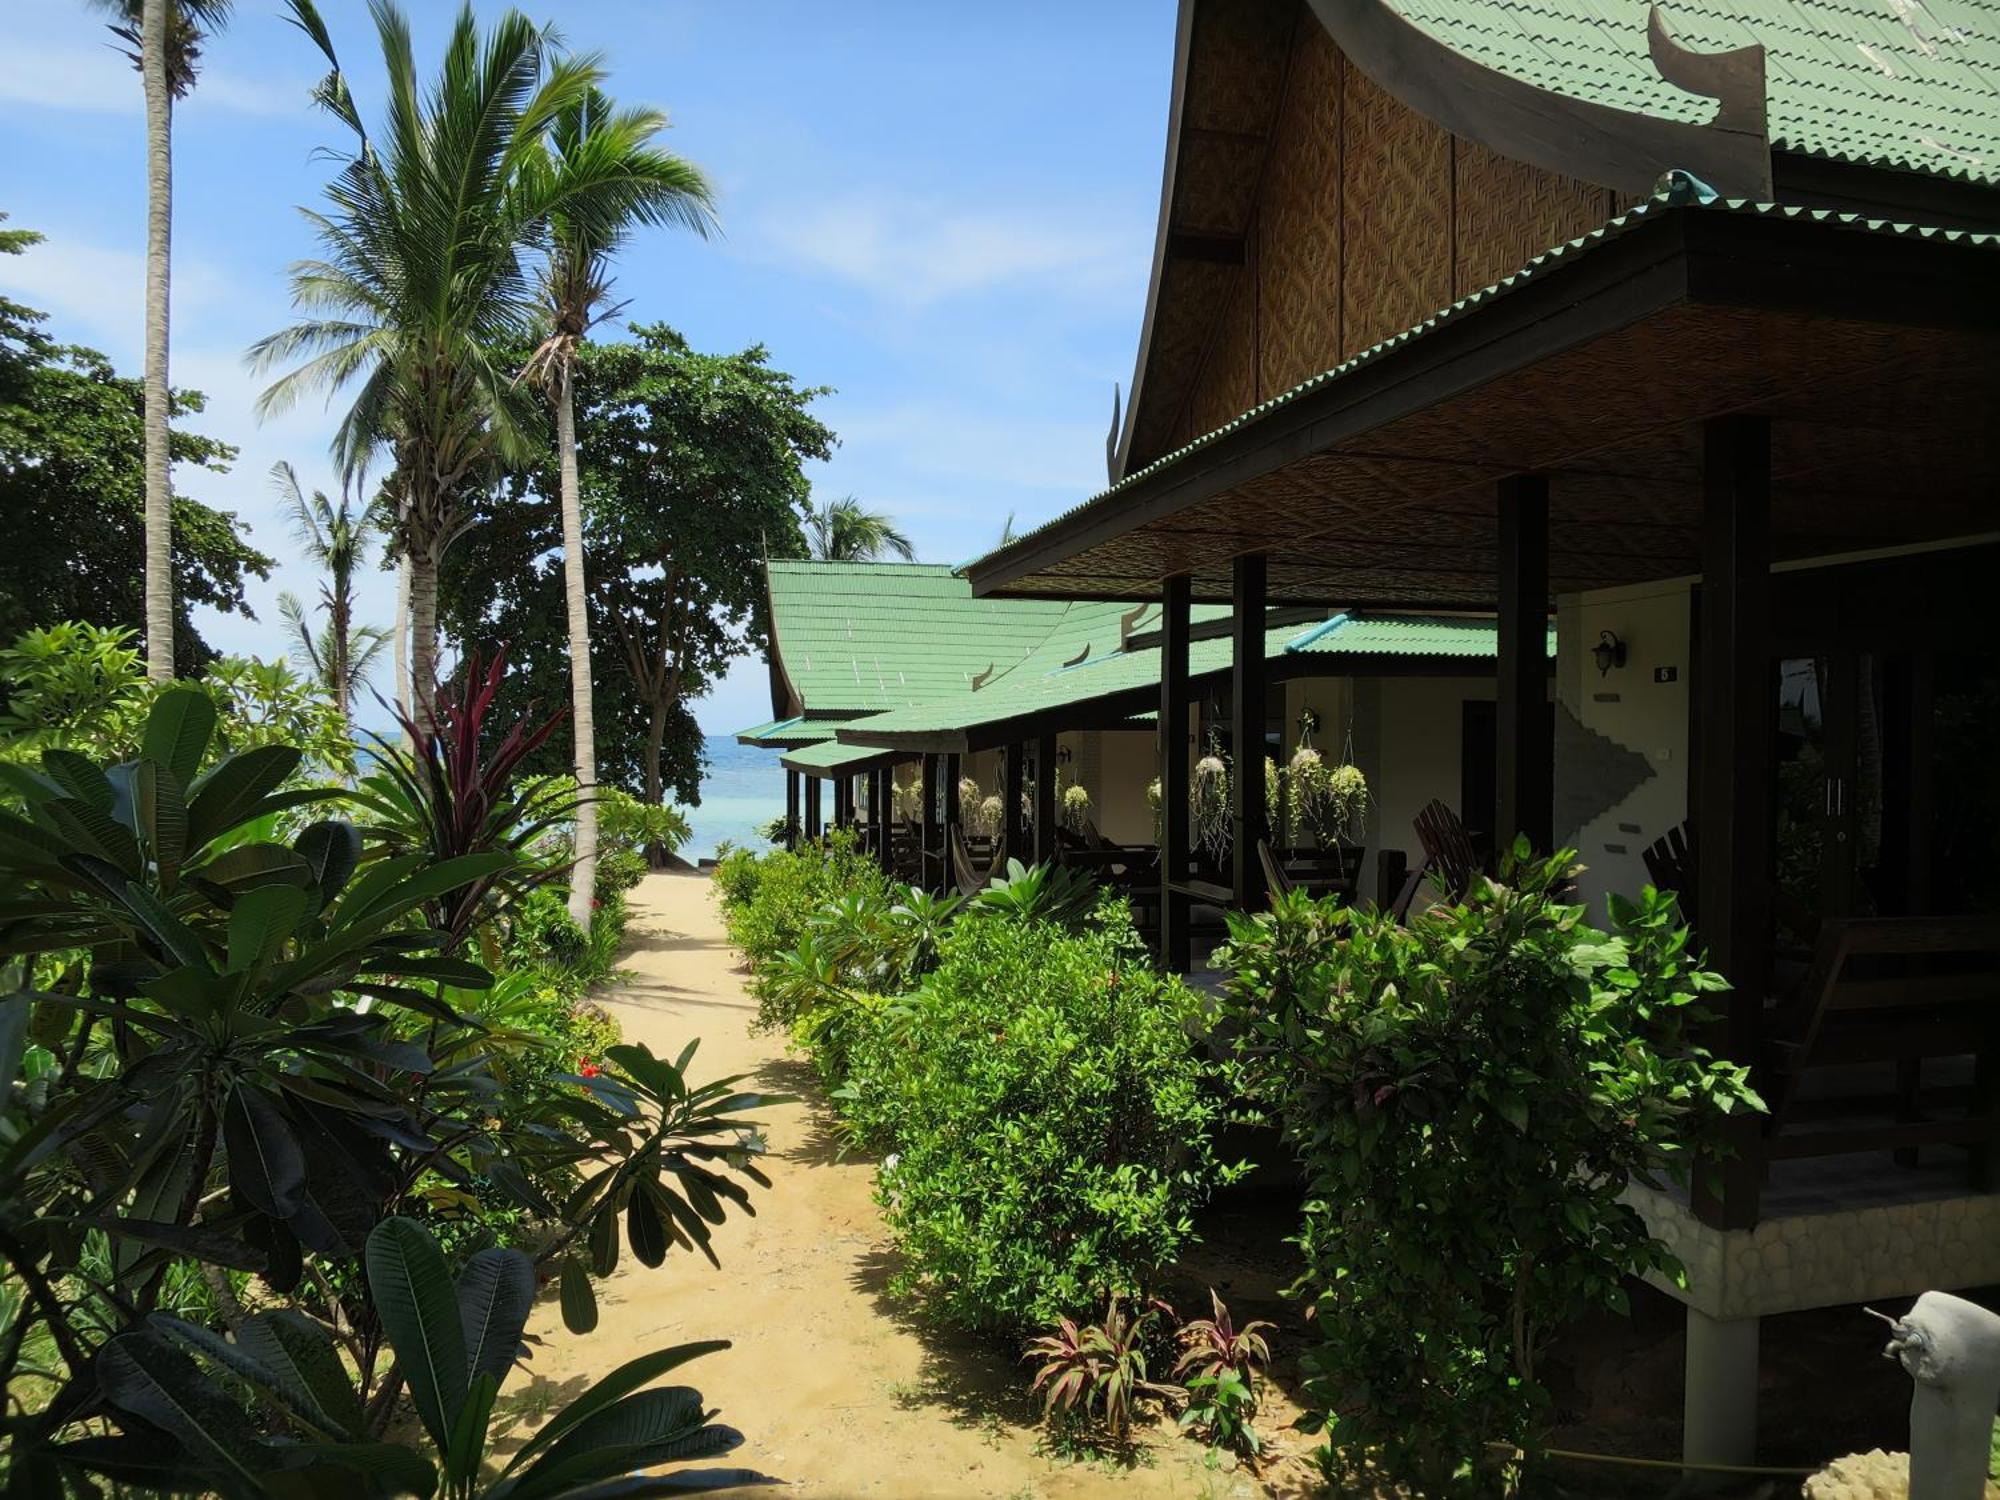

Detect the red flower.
[
  {"left": 579, "top": 1060, "right": 601, "bottom": 1078},
  {"left": 591, "top": 899, "right": 603, "bottom": 910}
]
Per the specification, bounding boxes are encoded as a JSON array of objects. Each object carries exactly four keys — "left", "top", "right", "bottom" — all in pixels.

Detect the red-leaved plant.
[{"left": 352, "top": 648, "right": 576, "bottom": 953}]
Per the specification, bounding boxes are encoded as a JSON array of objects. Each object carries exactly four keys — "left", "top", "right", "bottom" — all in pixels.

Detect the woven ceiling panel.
[{"left": 1452, "top": 139, "right": 1615, "bottom": 299}]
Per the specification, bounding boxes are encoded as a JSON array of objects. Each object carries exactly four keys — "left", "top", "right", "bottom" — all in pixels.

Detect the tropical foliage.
[
  {"left": 1214, "top": 846, "right": 1763, "bottom": 1492},
  {"left": 0, "top": 230, "right": 267, "bottom": 672},
  {"left": 269, "top": 460, "right": 390, "bottom": 728},
  {"left": 805, "top": 495, "right": 914, "bottom": 563},
  {"left": 443, "top": 325, "right": 834, "bottom": 808},
  {"left": 0, "top": 682, "right": 779, "bottom": 1493}
]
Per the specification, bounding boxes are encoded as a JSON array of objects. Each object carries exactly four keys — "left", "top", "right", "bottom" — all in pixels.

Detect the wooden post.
[
  {"left": 1034, "top": 734, "right": 1059, "bottom": 864},
  {"left": 1497, "top": 474, "right": 1553, "bottom": 856},
  {"left": 805, "top": 776, "right": 822, "bottom": 840},
  {"left": 833, "top": 775, "right": 852, "bottom": 829},
  {"left": 919, "top": 754, "right": 939, "bottom": 894},
  {"left": 1231, "top": 552, "right": 1269, "bottom": 911},
  {"left": 1160, "top": 575, "right": 1192, "bottom": 973},
  {"left": 1003, "top": 743, "right": 1026, "bottom": 862},
  {"left": 785, "top": 770, "right": 800, "bottom": 851},
  {"left": 943, "top": 752, "right": 961, "bottom": 861},
  {"left": 1693, "top": 415, "right": 1774, "bottom": 1232},
  {"left": 876, "top": 768, "right": 892, "bottom": 876}
]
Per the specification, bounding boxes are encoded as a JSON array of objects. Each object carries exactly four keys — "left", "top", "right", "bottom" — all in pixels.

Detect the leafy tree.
[
  {"left": 520, "top": 84, "right": 715, "bottom": 926},
  {"left": 269, "top": 460, "right": 389, "bottom": 731},
  {"left": 0, "top": 230, "right": 268, "bottom": 669},
  {"left": 443, "top": 324, "right": 833, "bottom": 810},
  {"left": 86, "top": 0, "right": 235, "bottom": 680},
  {"left": 253, "top": 0, "right": 600, "bottom": 730},
  {"left": 806, "top": 493, "right": 914, "bottom": 562}
]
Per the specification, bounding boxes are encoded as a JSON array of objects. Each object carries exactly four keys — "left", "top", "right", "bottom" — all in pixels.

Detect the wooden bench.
[{"left": 1762, "top": 916, "right": 2000, "bottom": 1183}]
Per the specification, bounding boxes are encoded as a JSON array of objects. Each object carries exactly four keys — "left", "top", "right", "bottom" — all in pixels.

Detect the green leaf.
[
  {"left": 626, "top": 1184, "right": 667, "bottom": 1268},
  {"left": 499, "top": 1342, "right": 730, "bottom": 1479},
  {"left": 444, "top": 1370, "right": 498, "bottom": 1488},
  {"left": 142, "top": 688, "right": 218, "bottom": 788},
  {"left": 154, "top": 1314, "right": 348, "bottom": 1442},
  {"left": 228, "top": 885, "right": 310, "bottom": 975},
  {"left": 559, "top": 1256, "right": 599, "bottom": 1335},
  {"left": 226, "top": 1087, "right": 308, "bottom": 1220},
  {"left": 272, "top": 1442, "right": 437, "bottom": 1497},
  {"left": 134, "top": 759, "right": 190, "bottom": 880},
  {"left": 96, "top": 1327, "right": 272, "bottom": 1498},
  {"left": 237, "top": 1309, "right": 368, "bottom": 1439},
  {"left": 293, "top": 820, "right": 362, "bottom": 907},
  {"left": 187, "top": 745, "right": 305, "bottom": 850},
  {"left": 589, "top": 1202, "right": 621, "bottom": 1277},
  {"left": 194, "top": 842, "right": 314, "bottom": 893},
  {"left": 41, "top": 747, "right": 115, "bottom": 810},
  {"left": 456, "top": 1247, "right": 534, "bottom": 1385},
  {"left": 505, "top": 1387, "right": 714, "bottom": 1500},
  {"left": 364, "top": 1217, "right": 469, "bottom": 1455}
]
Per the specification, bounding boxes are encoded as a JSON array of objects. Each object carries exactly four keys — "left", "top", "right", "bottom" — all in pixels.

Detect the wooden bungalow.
[
  {"left": 740, "top": 558, "right": 1539, "bottom": 894},
  {"left": 959, "top": 0, "right": 2000, "bottom": 1465}
]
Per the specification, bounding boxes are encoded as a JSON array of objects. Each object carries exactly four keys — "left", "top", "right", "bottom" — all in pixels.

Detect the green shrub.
[
  {"left": 840, "top": 900, "right": 1240, "bottom": 1337},
  {"left": 713, "top": 841, "right": 761, "bottom": 913},
  {"left": 718, "top": 831, "right": 893, "bottom": 1027},
  {"left": 598, "top": 783, "right": 691, "bottom": 862},
  {"left": 1215, "top": 846, "right": 1762, "bottom": 1493}
]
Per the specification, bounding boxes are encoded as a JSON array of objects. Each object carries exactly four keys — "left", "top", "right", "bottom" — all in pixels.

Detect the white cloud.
[
  {"left": 756, "top": 191, "right": 1133, "bottom": 307},
  {"left": 0, "top": 234, "right": 228, "bottom": 356},
  {"left": 830, "top": 401, "right": 1110, "bottom": 495},
  {"left": 0, "top": 39, "right": 304, "bottom": 118}
]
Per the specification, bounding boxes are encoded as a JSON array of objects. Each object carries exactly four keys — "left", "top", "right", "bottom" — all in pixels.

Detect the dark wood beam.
[
  {"left": 784, "top": 770, "right": 800, "bottom": 851},
  {"left": 874, "top": 766, "right": 893, "bottom": 874},
  {"left": 1003, "top": 743, "right": 1026, "bottom": 864},
  {"left": 1165, "top": 230, "right": 1247, "bottom": 266},
  {"left": 918, "top": 753, "right": 939, "bottom": 894},
  {"left": 1693, "top": 414, "right": 1774, "bottom": 1230},
  {"left": 1160, "top": 575, "right": 1192, "bottom": 973},
  {"left": 805, "top": 775, "right": 822, "bottom": 840},
  {"left": 1231, "top": 553, "right": 1269, "bottom": 911},
  {"left": 942, "top": 752, "right": 961, "bottom": 857},
  {"left": 1496, "top": 475, "right": 1553, "bottom": 854}
]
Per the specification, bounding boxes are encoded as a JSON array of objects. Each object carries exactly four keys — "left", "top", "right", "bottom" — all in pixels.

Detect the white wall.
[
  {"left": 1367, "top": 676, "right": 1494, "bottom": 899},
  {"left": 1555, "top": 579, "right": 1692, "bottom": 915},
  {"left": 1092, "top": 729, "right": 1160, "bottom": 844}
]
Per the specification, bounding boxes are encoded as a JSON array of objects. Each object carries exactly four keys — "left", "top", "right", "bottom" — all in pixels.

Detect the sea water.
[{"left": 674, "top": 734, "right": 787, "bottom": 863}]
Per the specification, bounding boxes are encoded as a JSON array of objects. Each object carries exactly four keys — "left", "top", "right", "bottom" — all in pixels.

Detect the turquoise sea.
[{"left": 676, "top": 734, "right": 787, "bottom": 863}]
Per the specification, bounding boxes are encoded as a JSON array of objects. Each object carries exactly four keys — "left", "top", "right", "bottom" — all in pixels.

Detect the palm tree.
[
  {"left": 252, "top": 0, "right": 598, "bottom": 731},
  {"left": 269, "top": 460, "right": 389, "bottom": 728},
  {"left": 519, "top": 88, "right": 715, "bottom": 926},
  {"left": 806, "top": 495, "right": 916, "bottom": 563},
  {"left": 89, "top": 0, "right": 235, "bottom": 680}
]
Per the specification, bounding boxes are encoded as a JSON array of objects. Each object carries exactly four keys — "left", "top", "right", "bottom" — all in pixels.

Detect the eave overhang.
[{"left": 969, "top": 199, "right": 2000, "bottom": 610}]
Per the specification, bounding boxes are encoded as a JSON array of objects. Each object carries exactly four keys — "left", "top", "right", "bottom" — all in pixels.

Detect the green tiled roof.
[
  {"left": 731, "top": 716, "right": 839, "bottom": 747},
  {"left": 1286, "top": 613, "right": 1552, "bottom": 656},
  {"left": 1389, "top": 0, "right": 2000, "bottom": 185},
  {"left": 768, "top": 559, "right": 1072, "bottom": 715},
  {"left": 838, "top": 611, "right": 1523, "bottom": 744},
  {"left": 780, "top": 738, "right": 899, "bottom": 776},
  {"left": 969, "top": 195, "right": 2000, "bottom": 582}
]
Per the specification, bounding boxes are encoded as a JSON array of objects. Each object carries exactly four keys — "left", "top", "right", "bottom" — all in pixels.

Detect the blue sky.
[{"left": 0, "top": 0, "right": 1171, "bottom": 734}]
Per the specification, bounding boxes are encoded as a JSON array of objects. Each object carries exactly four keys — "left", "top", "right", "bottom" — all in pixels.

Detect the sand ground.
[{"left": 507, "top": 870, "right": 1311, "bottom": 1500}]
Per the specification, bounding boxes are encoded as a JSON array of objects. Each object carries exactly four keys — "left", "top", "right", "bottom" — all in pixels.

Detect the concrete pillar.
[{"left": 1683, "top": 1306, "right": 1759, "bottom": 1470}]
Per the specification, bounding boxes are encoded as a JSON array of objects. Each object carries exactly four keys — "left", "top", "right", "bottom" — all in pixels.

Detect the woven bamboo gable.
[{"left": 1157, "top": 14, "right": 1620, "bottom": 460}]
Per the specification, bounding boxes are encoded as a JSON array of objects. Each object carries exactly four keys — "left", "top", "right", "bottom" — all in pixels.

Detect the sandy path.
[{"left": 511, "top": 871, "right": 1287, "bottom": 1499}]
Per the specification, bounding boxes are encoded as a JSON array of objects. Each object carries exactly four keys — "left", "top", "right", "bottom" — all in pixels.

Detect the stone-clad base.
[{"left": 1626, "top": 1179, "right": 2000, "bottom": 1320}]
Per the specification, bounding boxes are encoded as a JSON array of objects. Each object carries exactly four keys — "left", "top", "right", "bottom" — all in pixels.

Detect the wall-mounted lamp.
[
  {"left": 1592, "top": 630, "right": 1628, "bottom": 677},
  {"left": 1056, "top": 745, "right": 1074, "bottom": 765}
]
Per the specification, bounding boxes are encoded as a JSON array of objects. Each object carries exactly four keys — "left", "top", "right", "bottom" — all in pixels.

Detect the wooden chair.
[
  {"left": 1762, "top": 916, "right": 2000, "bottom": 1184},
  {"left": 1643, "top": 822, "right": 1697, "bottom": 920},
  {"left": 1412, "top": 799, "right": 1482, "bottom": 901}
]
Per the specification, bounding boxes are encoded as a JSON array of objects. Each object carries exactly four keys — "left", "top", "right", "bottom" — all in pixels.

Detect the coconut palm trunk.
[
  {"left": 141, "top": 0, "right": 174, "bottom": 681},
  {"left": 555, "top": 369, "right": 600, "bottom": 923},
  {"left": 394, "top": 549, "right": 411, "bottom": 716}
]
